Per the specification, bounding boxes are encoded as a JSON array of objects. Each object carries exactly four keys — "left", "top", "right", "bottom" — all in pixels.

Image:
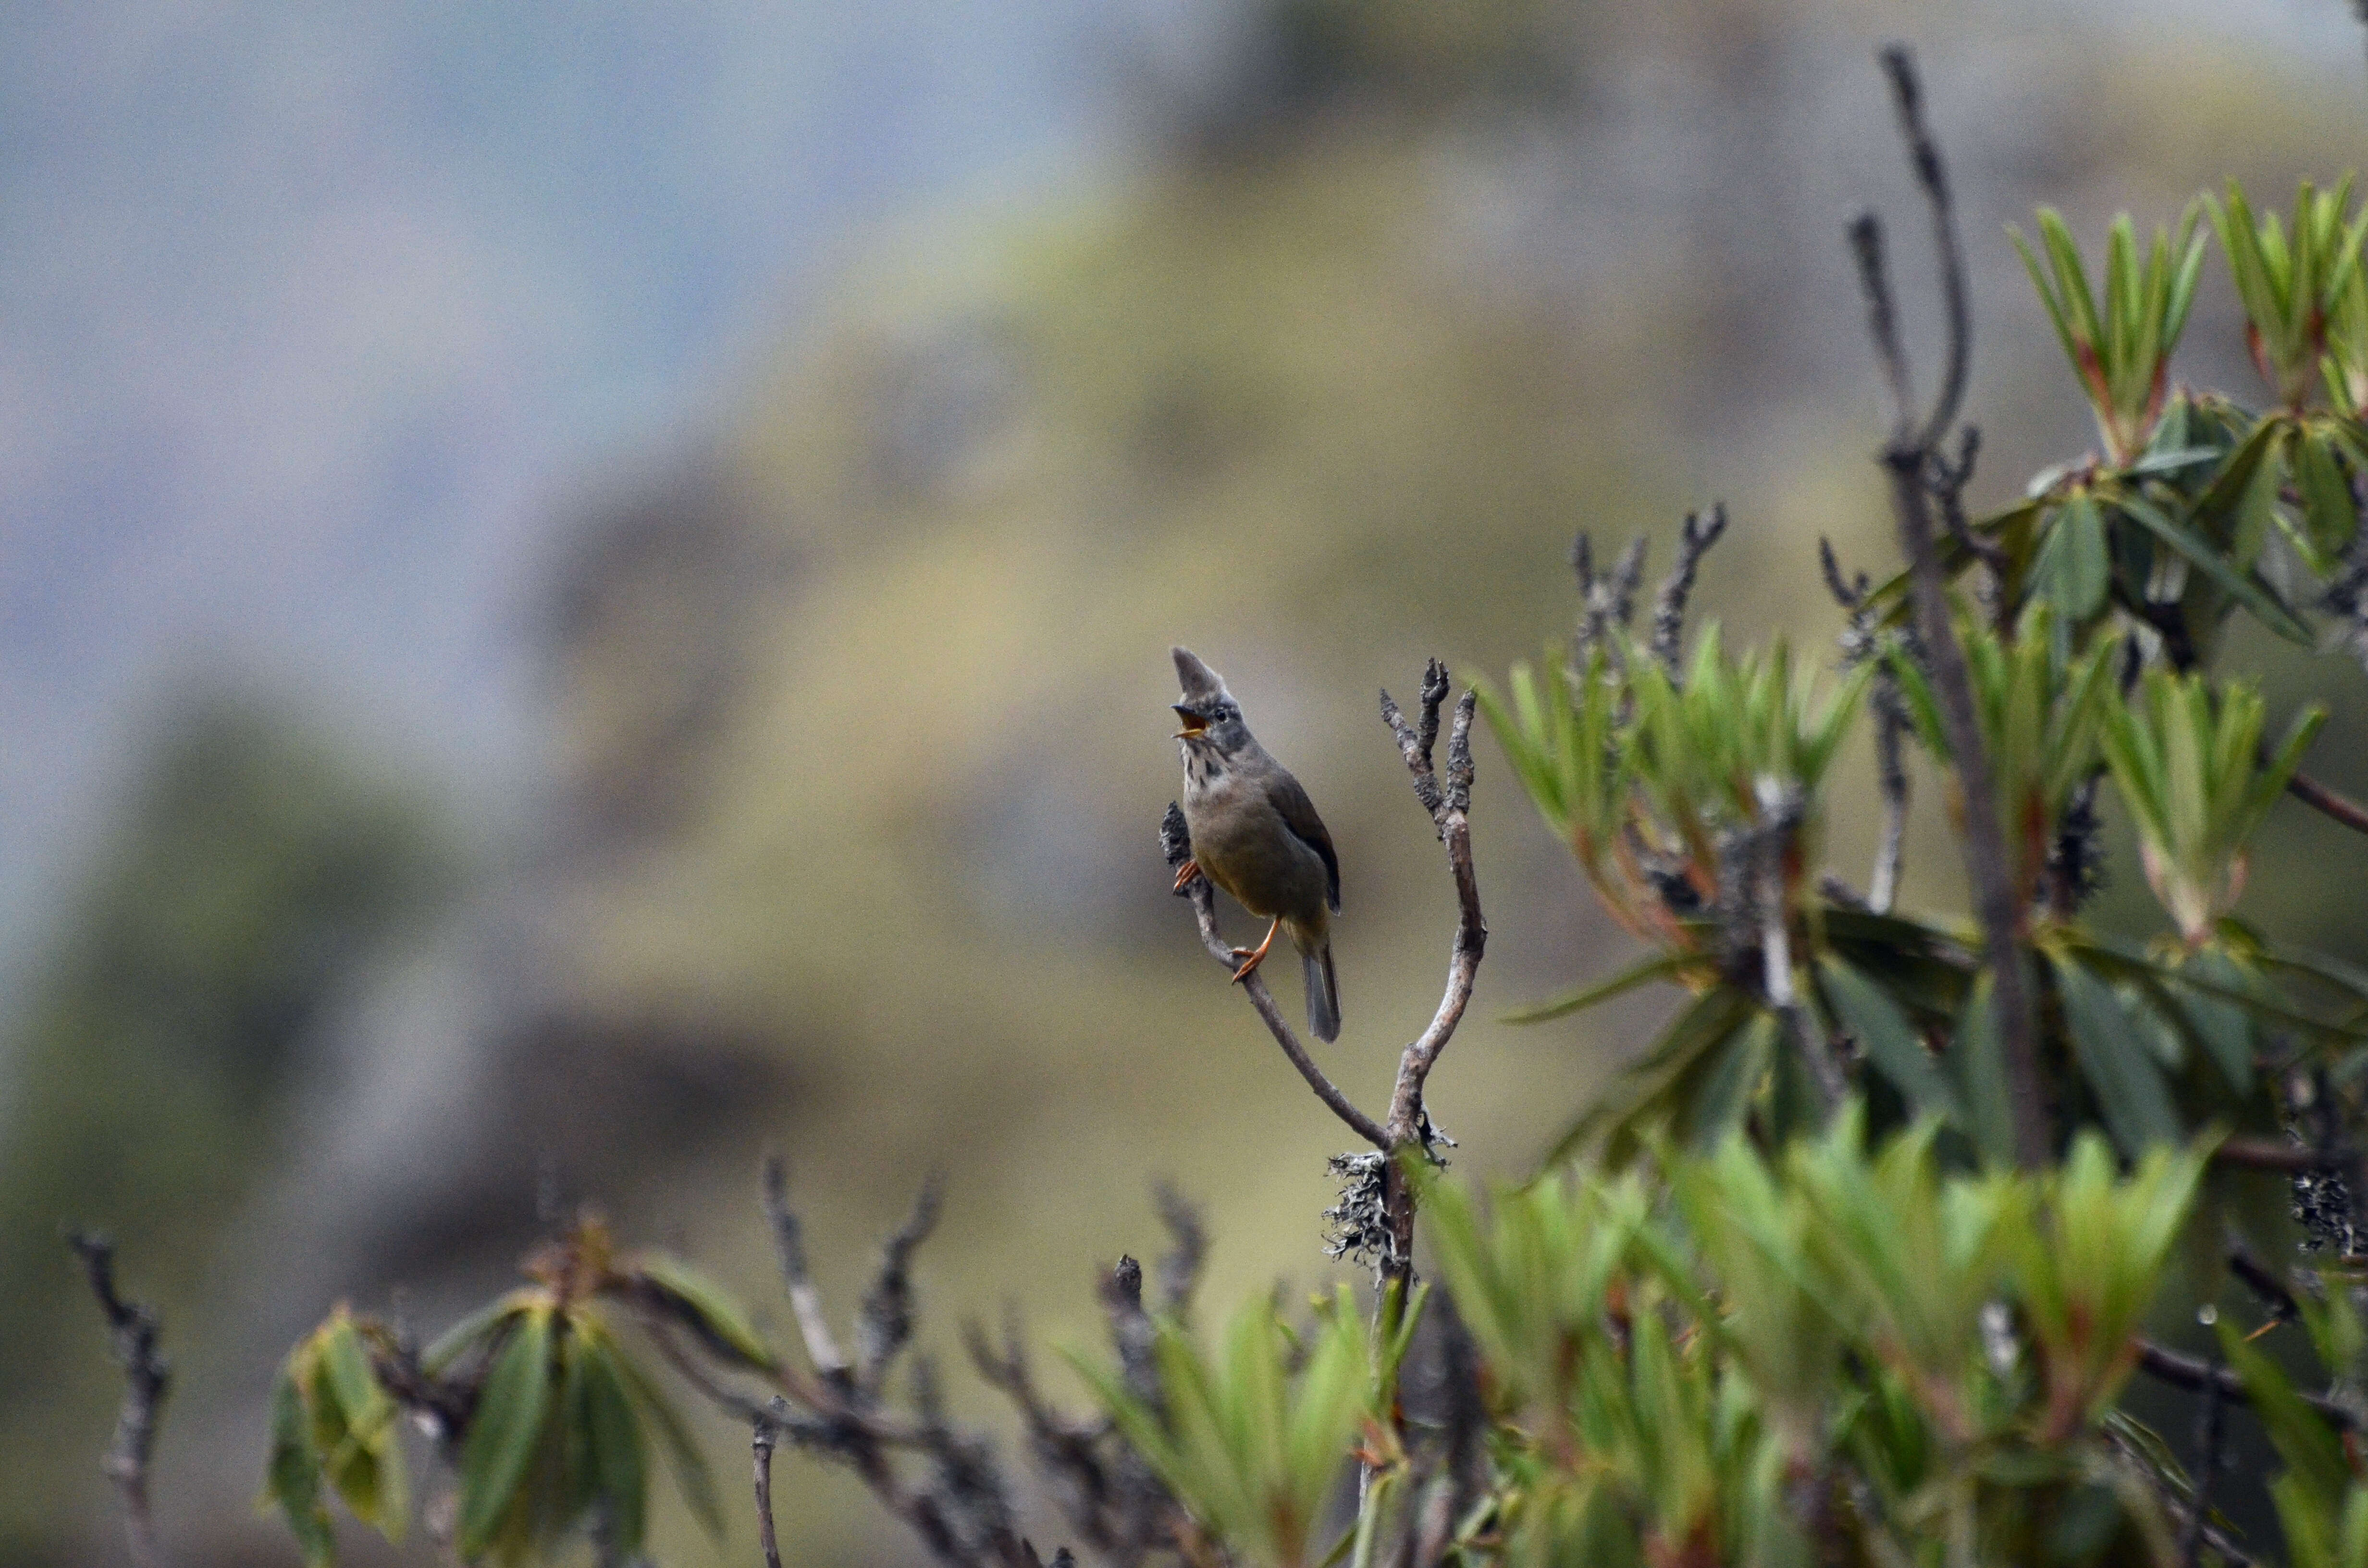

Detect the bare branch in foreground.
[
  {"left": 69, "top": 1232, "right": 170, "bottom": 1568},
  {"left": 1853, "top": 43, "right": 2048, "bottom": 1168}
]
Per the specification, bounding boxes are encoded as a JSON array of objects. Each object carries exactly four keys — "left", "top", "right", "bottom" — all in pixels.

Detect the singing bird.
[{"left": 1169, "top": 647, "right": 1342, "bottom": 1041}]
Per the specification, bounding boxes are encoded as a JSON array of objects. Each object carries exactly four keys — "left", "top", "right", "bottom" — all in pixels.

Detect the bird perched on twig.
[{"left": 1168, "top": 647, "right": 1342, "bottom": 1041}]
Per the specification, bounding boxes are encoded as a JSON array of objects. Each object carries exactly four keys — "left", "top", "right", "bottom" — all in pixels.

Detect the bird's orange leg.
[
  {"left": 1172, "top": 858, "right": 1202, "bottom": 893},
  {"left": 1230, "top": 918, "right": 1282, "bottom": 983}
]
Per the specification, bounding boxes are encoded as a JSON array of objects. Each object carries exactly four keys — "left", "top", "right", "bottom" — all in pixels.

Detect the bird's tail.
[{"left": 1305, "top": 941, "right": 1341, "bottom": 1042}]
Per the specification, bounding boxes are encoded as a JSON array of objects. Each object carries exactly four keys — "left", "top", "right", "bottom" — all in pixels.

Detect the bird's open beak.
[{"left": 1172, "top": 704, "right": 1208, "bottom": 738}]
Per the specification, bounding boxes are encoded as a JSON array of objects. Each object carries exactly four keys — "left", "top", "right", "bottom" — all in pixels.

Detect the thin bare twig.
[
  {"left": 2136, "top": 1337, "right": 2360, "bottom": 1431},
  {"left": 1822, "top": 537, "right": 1912, "bottom": 913},
  {"left": 1649, "top": 506, "right": 1728, "bottom": 680},
  {"left": 1162, "top": 803, "right": 1389, "bottom": 1149},
  {"left": 1571, "top": 533, "right": 1646, "bottom": 661},
  {"left": 1880, "top": 46, "right": 1970, "bottom": 451},
  {"left": 69, "top": 1232, "right": 169, "bottom": 1568},
  {"left": 2213, "top": 1136, "right": 2362, "bottom": 1174},
  {"left": 1853, "top": 43, "right": 2048, "bottom": 1168},
  {"left": 754, "top": 1402, "right": 788, "bottom": 1568},
  {"left": 2290, "top": 768, "right": 2368, "bottom": 837},
  {"left": 764, "top": 1155, "right": 853, "bottom": 1386},
  {"left": 2228, "top": 1246, "right": 2302, "bottom": 1331},
  {"left": 858, "top": 1176, "right": 945, "bottom": 1400}
]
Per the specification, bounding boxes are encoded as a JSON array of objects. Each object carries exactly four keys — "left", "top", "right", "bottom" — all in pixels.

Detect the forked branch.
[{"left": 1850, "top": 43, "right": 2048, "bottom": 1167}]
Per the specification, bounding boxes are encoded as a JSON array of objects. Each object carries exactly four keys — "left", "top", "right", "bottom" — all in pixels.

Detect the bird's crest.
[{"left": 1172, "top": 646, "right": 1232, "bottom": 707}]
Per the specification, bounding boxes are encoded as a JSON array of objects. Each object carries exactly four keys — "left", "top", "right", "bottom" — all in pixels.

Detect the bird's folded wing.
[{"left": 1267, "top": 771, "right": 1341, "bottom": 912}]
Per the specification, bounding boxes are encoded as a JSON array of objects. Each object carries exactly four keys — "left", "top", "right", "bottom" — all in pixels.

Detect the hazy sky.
[
  {"left": 0, "top": 0, "right": 2356, "bottom": 979},
  {"left": 0, "top": 0, "right": 1135, "bottom": 968}
]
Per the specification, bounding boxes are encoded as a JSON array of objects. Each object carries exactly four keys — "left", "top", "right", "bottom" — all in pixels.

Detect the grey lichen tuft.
[{"left": 1320, "top": 1152, "right": 1393, "bottom": 1271}]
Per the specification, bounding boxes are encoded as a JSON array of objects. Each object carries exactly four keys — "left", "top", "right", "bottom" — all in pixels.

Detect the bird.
[{"left": 1168, "top": 646, "right": 1342, "bottom": 1042}]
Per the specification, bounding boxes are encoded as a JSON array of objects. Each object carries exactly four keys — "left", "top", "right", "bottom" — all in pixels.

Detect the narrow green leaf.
[
  {"left": 1817, "top": 958, "right": 1961, "bottom": 1121},
  {"left": 2295, "top": 429, "right": 2357, "bottom": 558},
  {"left": 1949, "top": 973, "right": 2020, "bottom": 1168},
  {"left": 625, "top": 1257, "right": 778, "bottom": 1373},
  {"left": 611, "top": 1339, "right": 726, "bottom": 1541},
  {"left": 2059, "top": 495, "right": 2109, "bottom": 619},
  {"left": 2110, "top": 491, "right": 2314, "bottom": 644},
  {"left": 426, "top": 1296, "right": 529, "bottom": 1377},
  {"left": 1541, "top": 987, "right": 1757, "bottom": 1167},
  {"left": 1680, "top": 1011, "right": 1775, "bottom": 1149},
  {"left": 2170, "top": 951, "right": 2257, "bottom": 1092},
  {"left": 317, "top": 1315, "right": 407, "bottom": 1539},
  {"left": 266, "top": 1363, "right": 338, "bottom": 1568},
  {"left": 577, "top": 1332, "right": 648, "bottom": 1552},
  {"left": 458, "top": 1306, "right": 555, "bottom": 1557},
  {"left": 2219, "top": 1318, "right": 2351, "bottom": 1509},
  {"left": 1501, "top": 951, "right": 1704, "bottom": 1024},
  {"left": 2051, "top": 955, "right": 2183, "bottom": 1153}
]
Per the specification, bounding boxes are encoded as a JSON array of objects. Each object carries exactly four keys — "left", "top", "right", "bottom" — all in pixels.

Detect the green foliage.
[
  {"left": 1887, "top": 604, "right": 2120, "bottom": 906},
  {"left": 2099, "top": 665, "right": 2325, "bottom": 944},
  {"left": 2210, "top": 177, "right": 2368, "bottom": 410},
  {"left": 1271, "top": 1122, "right": 2209, "bottom": 1566},
  {"left": 2010, "top": 207, "right": 2206, "bottom": 463},
  {"left": 264, "top": 1220, "right": 745, "bottom": 1565},
  {"left": 1477, "top": 630, "right": 1866, "bottom": 952},
  {"left": 1071, "top": 1286, "right": 1394, "bottom": 1568}
]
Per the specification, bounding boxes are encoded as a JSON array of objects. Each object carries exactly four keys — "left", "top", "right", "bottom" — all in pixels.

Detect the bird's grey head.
[{"left": 1172, "top": 646, "right": 1255, "bottom": 761}]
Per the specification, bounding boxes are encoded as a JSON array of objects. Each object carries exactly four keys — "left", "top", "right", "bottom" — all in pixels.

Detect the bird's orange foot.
[
  {"left": 1172, "top": 858, "right": 1202, "bottom": 893},
  {"left": 1229, "top": 918, "right": 1282, "bottom": 984}
]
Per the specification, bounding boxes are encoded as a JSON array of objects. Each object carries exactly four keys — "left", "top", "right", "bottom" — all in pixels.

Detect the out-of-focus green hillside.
[{"left": 18, "top": 4, "right": 2368, "bottom": 1565}]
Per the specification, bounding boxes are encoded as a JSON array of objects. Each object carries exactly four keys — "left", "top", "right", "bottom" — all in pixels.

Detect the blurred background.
[{"left": 8, "top": 0, "right": 2368, "bottom": 1562}]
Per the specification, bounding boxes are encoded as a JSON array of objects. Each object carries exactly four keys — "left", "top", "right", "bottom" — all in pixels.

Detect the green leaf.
[
  {"left": 2110, "top": 491, "right": 2314, "bottom": 644},
  {"left": 426, "top": 1295, "right": 530, "bottom": 1377},
  {"left": 457, "top": 1306, "right": 555, "bottom": 1558},
  {"left": 2168, "top": 950, "right": 2256, "bottom": 1092},
  {"left": 576, "top": 1329, "right": 648, "bottom": 1552},
  {"left": 1542, "top": 986, "right": 1757, "bottom": 1167},
  {"left": 1816, "top": 957, "right": 1961, "bottom": 1122},
  {"left": 1502, "top": 951, "right": 1704, "bottom": 1024},
  {"left": 1949, "top": 971, "right": 2021, "bottom": 1168},
  {"left": 624, "top": 1256, "right": 778, "bottom": 1373},
  {"left": 317, "top": 1314, "right": 407, "bottom": 1539},
  {"left": 2058, "top": 494, "right": 2109, "bottom": 619},
  {"left": 2051, "top": 954, "right": 2183, "bottom": 1153},
  {"left": 611, "top": 1337, "right": 726, "bottom": 1541},
  {"left": 2120, "top": 446, "right": 2222, "bottom": 478},
  {"left": 2219, "top": 1316, "right": 2351, "bottom": 1508},
  {"left": 266, "top": 1363, "right": 338, "bottom": 1568},
  {"left": 2296, "top": 428, "right": 2358, "bottom": 558},
  {"left": 1681, "top": 1010, "right": 1775, "bottom": 1149}
]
